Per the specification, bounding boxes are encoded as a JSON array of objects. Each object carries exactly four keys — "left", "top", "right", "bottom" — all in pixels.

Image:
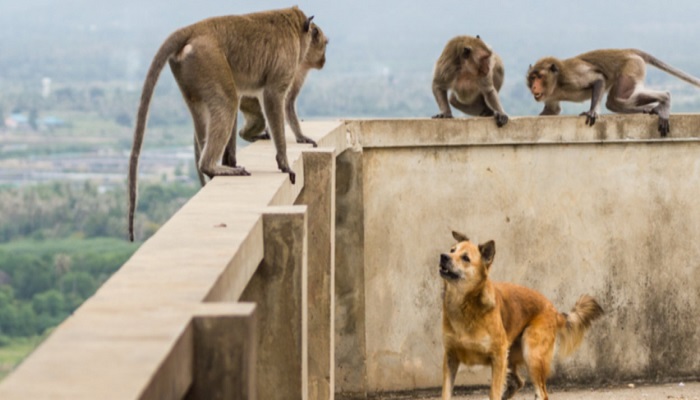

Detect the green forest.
[{"left": 0, "top": 181, "right": 197, "bottom": 378}]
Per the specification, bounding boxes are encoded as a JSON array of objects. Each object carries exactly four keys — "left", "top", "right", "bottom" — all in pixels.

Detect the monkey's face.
[
  {"left": 528, "top": 71, "right": 547, "bottom": 101},
  {"left": 305, "top": 24, "right": 328, "bottom": 70},
  {"left": 461, "top": 41, "right": 493, "bottom": 77},
  {"left": 527, "top": 59, "right": 559, "bottom": 101}
]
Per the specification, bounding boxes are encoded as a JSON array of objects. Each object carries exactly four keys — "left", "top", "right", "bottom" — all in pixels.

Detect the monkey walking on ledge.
[
  {"left": 128, "top": 7, "right": 319, "bottom": 242},
  {"left": 193, "top": 22, "right": 329, "bottom": 186},
  {"left": 236, "top": 22, "right": 327, "bottom": 146},
  {"left": 527, "top": 49, "right": 700, "bottom": 137},
  {"left": 431, "top": 35, "right": 509, "bottom": 127}
]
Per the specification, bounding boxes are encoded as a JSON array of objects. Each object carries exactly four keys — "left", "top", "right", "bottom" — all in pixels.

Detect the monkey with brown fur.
[
  {"left": 432, "top": 35, "right": 509, "bottom": 127},
  {"left": 128, "top": 7, "right": 317, "bottom": 241},
  {"left": 193, "top": 22, "right": 328, "bottom": 186},
  {"left": 237, "top": 22, "right": 328, "bottom": 145},
  {"left": 527, "top": 49, "right": 700, "bottom": 137}
]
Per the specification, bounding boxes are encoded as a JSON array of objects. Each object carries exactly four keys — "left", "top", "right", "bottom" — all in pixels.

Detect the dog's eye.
[
  {"left": 461, "top": 254, "right": 470, "bottom": 262},
  {"left": 450, "top": 248, "right": 455, "bottom": 253}
]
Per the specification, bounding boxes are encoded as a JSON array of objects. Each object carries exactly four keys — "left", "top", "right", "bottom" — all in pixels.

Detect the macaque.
[
  {"left": 238, "top": 23, "right": 328, "bottom": 145},
  {"left": 432, "top": 35, "right": 509, "bottom": 127},
  {"left": 527, "top": 49, "right": 700, "bottom": 136},
  {"left": 194, "top": 23, "right": 328, "bottom": 186},
  {"left": 128, "top": 7, "right": 318, "bottom": 241}
]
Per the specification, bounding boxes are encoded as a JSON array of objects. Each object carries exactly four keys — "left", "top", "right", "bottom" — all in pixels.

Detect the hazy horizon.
[{"left": 3, "top": 1, "right": 700, "bottom": 117}]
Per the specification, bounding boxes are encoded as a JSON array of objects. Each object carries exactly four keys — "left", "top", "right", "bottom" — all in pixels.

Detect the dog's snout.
[{"left": 440, "top": 253, "right": 450, "bottom": 264}]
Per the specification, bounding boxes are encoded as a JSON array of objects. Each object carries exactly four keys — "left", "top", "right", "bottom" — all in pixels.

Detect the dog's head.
[{"left": 439, "top": 231, "right": 495, "bottom": 292}]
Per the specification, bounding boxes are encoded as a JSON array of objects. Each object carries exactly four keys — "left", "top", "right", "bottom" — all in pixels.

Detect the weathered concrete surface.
[
  {"left": 3, "top": 114, "right": 700, "bottom": 400},
  {"left": 350, "top": 115, "right": 700, "bottom": 394},
  {"left": 296, "top": 149, "right": 337, "bottom": 400},
  {"left": 417, "top": 381, "right": 700, "bottom": 400},
  {"left": 186, "top": 303, "right": 257, "bottom": 400},
  {"left": 0, "top": 121, "right": 345, "bottom": 400},
  {"left": 335, "top": 146, "right": 369, "bottom": 395},
  {"left": 240, "top": 207, "right": 309, "bottom": 400}
]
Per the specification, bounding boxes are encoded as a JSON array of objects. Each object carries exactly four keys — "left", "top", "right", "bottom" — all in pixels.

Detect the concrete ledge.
[
  {"left": 357, "top": 114, "right": 700, "bottom": 148},
  {"left": 2, "top": 115, "right": 699, "bottom": 399},
  {"left": 0, "top": 121, "right": 345, "bottom": 400},
  {"left": 240, "top": 206, "right": 309, "bottom": 400},
  {"left": 187, "top": 303, "right": 257, "bottom": 400},
  {"left": 296, "top": 149, "right": 337, "bottom": 400},
  {"left": 351, "top": 115, "right": 700, "bottom": 393}
]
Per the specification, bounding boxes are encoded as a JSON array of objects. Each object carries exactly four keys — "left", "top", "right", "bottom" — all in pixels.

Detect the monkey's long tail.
[
  {"left": 635, "top": 50, "right": 700, "bottom": 88},
  {"left": 556, "top": 295, "right": 604, "bottom": 358},
  {"left": 128, "top": 29, "right": 191, "bottom": 242}
]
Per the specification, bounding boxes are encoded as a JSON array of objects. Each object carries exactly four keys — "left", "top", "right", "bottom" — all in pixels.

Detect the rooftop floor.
[{"left": 373, "top": 381, "right": 700, "bottom": 400}]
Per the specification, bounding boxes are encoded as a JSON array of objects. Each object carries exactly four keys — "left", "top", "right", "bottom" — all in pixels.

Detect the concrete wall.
[
  {"left": 2, "top": 114, "right": 699, "bottom": 399},
  {"left": 335, "top": 115, "right": 700, "bottom": 396},
  {"left": 0, "top": 121, "right": 346, "bottom": 400}
]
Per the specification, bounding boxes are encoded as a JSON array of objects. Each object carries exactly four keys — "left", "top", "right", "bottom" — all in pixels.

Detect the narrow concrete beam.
[
  {"left": 295, "top": 149, "right": 336, "bottom": 400},
  {"left": 240, "top": 206, "right": 309, "bottom": 400},
  {"left": 185, "top": 303, "right": 257, "bottom": 400},
  {"left": 333, "top": 147, "right": 368, "bottom": 396}
]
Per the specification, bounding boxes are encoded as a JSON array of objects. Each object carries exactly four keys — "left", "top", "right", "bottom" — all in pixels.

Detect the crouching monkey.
[
  {"left": 432, "top": 35, "right": 509, "bottom": 127},
  {"left": 527, "top": 49, "right": 700, "bottom": 137}
]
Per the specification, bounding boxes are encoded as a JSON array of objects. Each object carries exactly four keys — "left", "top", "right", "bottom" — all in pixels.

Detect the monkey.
[
  {"left": 431, "top": 35, "right": 509, "bottom": 127},
  {"left": 128, "top": 7, "right": 317, "bottom": 241},
  {"left": 526, "top": 49, "right": 700, "bottom": 137},
  {"left": 238, "top": 22, "right": 328, "bottom": 145},
  {"left": 194, "top": 23, "right": 328, "bottom": 186}
]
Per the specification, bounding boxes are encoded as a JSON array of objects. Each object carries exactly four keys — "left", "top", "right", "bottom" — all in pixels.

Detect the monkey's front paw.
[
  {"left": 280, "top": 168, "right": 296, "bottom": 184},
  {"left": 495, "top": 113, "right": 509, "bottom": 127},
  {"left": 658, "top": 118, "right": 670, "bottom": 137},
  {"left": 276, "top": 155, "right": 295, "bottom": 184},
  {"left": 432, "top": 113, "right": 453, "bottom": 119},
  {"left": 579, "top": 110, "right": 598, "bottom": 126},
  {"left": 297, "top": 136, "right": 318, "bottom": 147}
]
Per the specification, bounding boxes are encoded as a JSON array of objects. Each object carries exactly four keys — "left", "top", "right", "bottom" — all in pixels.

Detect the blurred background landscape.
[{"left": 2, "top": 0, "right": 700, "bottom": 379}]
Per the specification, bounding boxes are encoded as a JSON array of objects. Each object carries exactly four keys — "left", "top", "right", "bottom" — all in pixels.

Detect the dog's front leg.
[
  {"left": 489, "top": 350, "right": 508, "bottom": 400},
  {"left": 441, "top": 351, "right": 460, "bottom": 400}
]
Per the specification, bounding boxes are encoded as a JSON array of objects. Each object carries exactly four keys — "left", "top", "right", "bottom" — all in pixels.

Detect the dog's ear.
[
  {"left": 452, "top": 231, "right": 469, "bottom": 243},
  {"left": 478, "top": 240, "right": 495, "bottom": 266}
]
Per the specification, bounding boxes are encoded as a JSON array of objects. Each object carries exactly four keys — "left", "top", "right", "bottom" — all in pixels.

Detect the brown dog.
[{"left": 439, "top": 231, "right": 603, "bottom": 400}]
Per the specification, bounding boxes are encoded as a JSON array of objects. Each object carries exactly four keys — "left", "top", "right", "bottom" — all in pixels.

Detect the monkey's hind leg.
[
  {"left": 450, "top": 93, "right": 508, "bottom": 127},
  {"left": 172, "top": 39, "right": 250, "bottom": 178},
  {"left": 238, "top": 97, "right": 270, "bottom": 143},
  {"left": 193, "top": 134, "right": 207, "bottom": 186},
  {"left": 449, "top": 93, "right": 492, "bottom": 117},
  {"left": 638, "top": 90, "right": 671, "bottom": 137},
  {"left": 194, "top": 101, "right": 250, "bottom": 178},
  {"left": 607, "top": 75, "right": 671, "bottom": 137},
  {"left": 222, "top": 111, "right": 240, "bottom": 168}
]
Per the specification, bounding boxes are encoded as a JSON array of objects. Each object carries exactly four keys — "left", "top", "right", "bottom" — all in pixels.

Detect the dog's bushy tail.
[{"left": 557, "top": 295, "right": 604, "bottom": 358}]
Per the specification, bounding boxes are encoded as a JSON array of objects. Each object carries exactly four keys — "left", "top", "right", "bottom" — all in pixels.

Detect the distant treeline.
[
  {"left": 0, "top": 181, "right": 197, "bottom": 341},
  {"left": 0, "top": 181, "right": 196, "bottom": 242}
]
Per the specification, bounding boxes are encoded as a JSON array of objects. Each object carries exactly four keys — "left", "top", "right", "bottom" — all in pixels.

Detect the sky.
[
  {"left": 4, "top": 0, "right": 700, "bottom": 72},
  {"left": 2, "top": 0, "right": 700, "bottom": 115}
]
